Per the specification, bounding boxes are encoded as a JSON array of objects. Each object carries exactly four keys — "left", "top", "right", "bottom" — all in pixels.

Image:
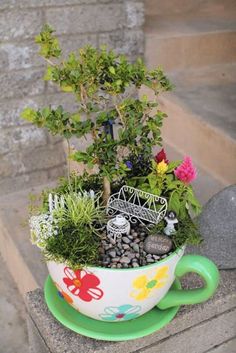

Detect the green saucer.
[{"left": 44, "top": 275, "right": 181, "bottom": 341}]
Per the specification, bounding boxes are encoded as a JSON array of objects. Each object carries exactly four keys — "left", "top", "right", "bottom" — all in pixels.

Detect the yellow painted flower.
[
  {"left": 130, "top": 266, "right": 169, "bottom": 301},
  {"left": 156, "top": 160, "right": 168, "bottom": 175}
]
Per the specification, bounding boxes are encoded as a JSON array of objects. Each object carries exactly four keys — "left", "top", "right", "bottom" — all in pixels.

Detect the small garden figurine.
[{"left": 164, "top": 211, "right": 178, "bottom": 236}]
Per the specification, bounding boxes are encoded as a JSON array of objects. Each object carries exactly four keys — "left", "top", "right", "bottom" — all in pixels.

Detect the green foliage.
[
  {"left": 148, "top": 216, "right": 203, "bottom": 248},
  {"left": 172, "top": 216, "right": 203, "bottom": 248},
  {"left": 43, "top": 225, "right": 100, "bottom": 269},
  {"left": 41, "top": 190, "right": 106, "bottom": 269},
  {"left": 52, "top": 192, "right": 106, "bottom": 230},
  {"left": 130, "top": 160, "right": 202, "bottom": 218},
  {"left": 35, "top": 24, "right": 61, "bottom": 59},
  {"left": 21, "top": 24, "right": 173, "bottom": 191}
]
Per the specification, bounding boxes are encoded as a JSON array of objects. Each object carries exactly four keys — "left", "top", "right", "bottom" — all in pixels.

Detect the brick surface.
[
  {"left": 48, "top": 164, "right": 67, "bottom": 179},
  {"left": 0, "top": 170, "right": 49, "bottom": 195},
  {"left": 123, "top": 30, "right": 144, "bottom": 56},
  {"left": 46, "top": 4, "right": 125, "bottom": 35},
  {"left": 0, "top": 126, "right": 48, "bottom": 155},
  {"left": 125, "top": 1, "right": 145, "bottom": 29},
  {"left": 21, "top": 143, "right": 66, "bottom": 172},
  {"left": 0, "top": 68, "right": 45, "bottom": 100},
  {"left": 60, "top": 34, "right": 97, "bottom": 57},
  {"left": 0, "top": 0, "right": 97, "bottom": 10},
  {"left": 0, "top": 9, "right": 43, "bottom": 41},
  {"left": 0, "top": 42, "right": 42, "bottom": 71},
  {"left": 0, "top": 96, "right": 44, "bottom": 128},
  {"left": 0, "top": 0, "right": 144, "bottom": 194},
  {"left": 98, "top": 30, "right": 124, "bottom": 53}
]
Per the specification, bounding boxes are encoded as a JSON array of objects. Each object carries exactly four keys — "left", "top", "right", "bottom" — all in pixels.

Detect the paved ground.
[{"left": 0, "top": 254, "right": 29, "bottom": 353}]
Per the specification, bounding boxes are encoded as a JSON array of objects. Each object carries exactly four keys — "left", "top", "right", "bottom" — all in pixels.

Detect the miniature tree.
[{"left": 21, "top": 25, "right": 173, "bottom": 204}]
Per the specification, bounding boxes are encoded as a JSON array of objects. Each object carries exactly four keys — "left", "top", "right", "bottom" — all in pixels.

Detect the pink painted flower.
[{"left": 174, "top": 156, "right": 197, "bottom": 184}]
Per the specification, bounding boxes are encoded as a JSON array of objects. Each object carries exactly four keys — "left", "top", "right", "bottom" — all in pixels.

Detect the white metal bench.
[{"left": 107, "top": 186, "right": 167, "bottom": 225}]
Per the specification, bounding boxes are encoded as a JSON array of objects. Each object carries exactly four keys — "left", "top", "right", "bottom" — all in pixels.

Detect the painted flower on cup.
[
  {"left": 53, "top": 281, "right": 73, "bottom": 304},
  {"left": 174, "top": 156, "right": 197, "bottom": 184},
  {"left": 99, "top": 304, "right": 142, "bottom": 321},
  {"left": 63, "top": 267, "right": 104, "bottom": 302},
  {"left": 155, "top": 148, "right": 169, "bottom": 164},
  {"left": 131, "top": 266, "right": 169, "bottom": 301}
]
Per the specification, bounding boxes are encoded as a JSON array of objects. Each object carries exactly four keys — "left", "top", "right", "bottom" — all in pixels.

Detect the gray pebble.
[
  {"left": 153, "top": 255, "right": 161, "bottom": 260},
  {"left": 105, "top": 244, "right": 112, "bottom": 250},
  {"left": 102, "top": 261, "right": 109, "bottom": 266},
  {"left": 111, "top": 264, "right": 117, "bottom": 268},
  {"left": 123, "top": 244, "right": 130, "bottom": 250},
  {"left": 132, "top": 262, "right": 139, "bottom": 268},
  {"left": 102, "top": 255, "right": 110, "bottom": 262},
  {"left": 112, "top": 257, "right": 120, "bottom": 263},
  {"left": 135, "top": 253, "right": 140, "bottom": 259},
  {"left": 132, "top": 244, "right": 140, "bottom": 252},
  {"left": 108, "top": 250, "right": 116, "bottom": 258},
  {"left": 128, "top": 252, "right": 136, "bottom": 259},
  {"left": 147, "top": 258, "right": 155, "bottom": 263},
  {"left": 128, "top": 235, "right": 133, "bottom": 240},
  {"left": 134, "top": 238, "right": 140, "bottom": 243},
  {"left": 132, "top": 232, "right": 138, "bottom": 237},
  {"left": 120, "top": 257, "right": 131, "bottom": 264},
  {"left": 122, "top": 237, "right": 130, "bottom": 244},
  {"left": 117, "top": 263, "right": 122, "bottom": 268}
]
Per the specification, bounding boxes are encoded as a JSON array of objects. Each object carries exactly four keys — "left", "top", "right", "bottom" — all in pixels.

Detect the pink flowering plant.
[{"left": 128, "top": 150, "right": 201, "bottom": 220}]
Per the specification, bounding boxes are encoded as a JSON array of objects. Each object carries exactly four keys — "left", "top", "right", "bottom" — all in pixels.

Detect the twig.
[{"left": 44, "top": 58, "right": 56, "bottom": 67}]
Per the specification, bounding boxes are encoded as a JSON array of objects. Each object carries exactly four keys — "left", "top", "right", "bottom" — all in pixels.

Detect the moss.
[
  {"left": 148, "top": 216, "right": 203, "bottom": 248},
  {"left": 43, "top": 225, "right": 100, "bottom": 269}
]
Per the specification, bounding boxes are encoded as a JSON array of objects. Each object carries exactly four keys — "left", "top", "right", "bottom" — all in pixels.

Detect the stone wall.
[{"left": 0, "top": 0, "right": 144, "bottom": 195}]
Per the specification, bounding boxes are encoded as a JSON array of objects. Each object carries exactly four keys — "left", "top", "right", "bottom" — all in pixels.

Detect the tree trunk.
[{"left": 102, "top": 176, "right": 111, "bottom": 205}]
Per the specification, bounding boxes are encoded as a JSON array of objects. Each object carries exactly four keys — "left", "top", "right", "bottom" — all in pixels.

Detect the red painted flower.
[
  {"left": 155, "top": 149, "right": 169, "bottom": 164},
  {"left": 63, "top": 267, "right": 104, "bottom": 302}
]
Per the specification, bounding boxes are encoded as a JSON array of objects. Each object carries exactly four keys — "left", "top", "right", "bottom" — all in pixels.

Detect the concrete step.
[
  {"left": 140, "top": 63, "right": 236, "bottom": 185},
  {"left": 0, "top": 185, "right": 52, "bottom": 297},
  {"left": 26, "top": 270, "right": 236, "bottom": 353},
  {"left": 145, "top": 16, "right": 236, "bottom": 71},
  {"left": 145, "top": 0, "right": 236, "bottom": 19}
]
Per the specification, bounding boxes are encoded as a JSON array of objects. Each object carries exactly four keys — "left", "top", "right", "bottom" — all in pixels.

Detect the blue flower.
[
  {"left": 99, "top": 304, "right": 141, "bottom": 321},
  {"left": 125, "top": 161, "right": 133, "bottom": 169}
]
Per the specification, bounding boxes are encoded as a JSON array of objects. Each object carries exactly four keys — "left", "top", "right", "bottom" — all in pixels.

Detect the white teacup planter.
[{"left": 47, "top": 247, "right": 219, "bottom": 322}]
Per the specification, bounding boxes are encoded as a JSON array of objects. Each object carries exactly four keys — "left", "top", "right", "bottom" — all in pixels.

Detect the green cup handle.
[{"left": 157, "top": 255, "right": 220, "bottom": 310}]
